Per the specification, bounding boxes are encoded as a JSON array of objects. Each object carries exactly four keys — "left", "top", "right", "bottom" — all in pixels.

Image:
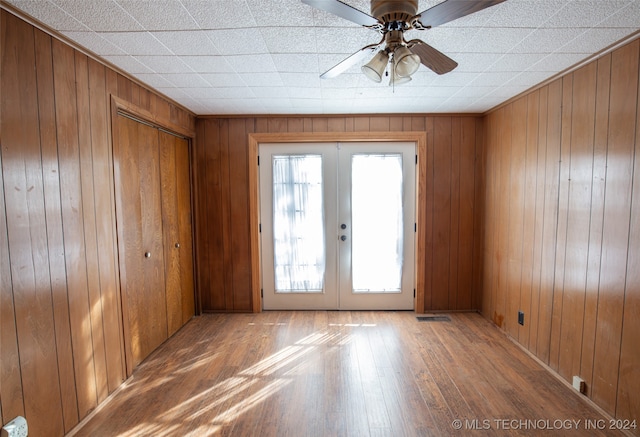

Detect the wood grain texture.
[
  {"left": 198, "top": 120, "right": 480, "bottom": 314},
  {"left": 1, "top": 12, "right": 65, "bottom": 435},
  {"left": 114, "top": 116, "right": 169, "bottom": 370},
  {"left": 72, "top": 312, "right": 625, "bottom": 437},
  {"left": 1, "top": 9, "right": 195, "bottom": 434},
  {"left": 482, "top": 37, "right": 640, "bottom": 431},
  {"left": 591, "top": 40, "right": 638, "bottom": 415}
]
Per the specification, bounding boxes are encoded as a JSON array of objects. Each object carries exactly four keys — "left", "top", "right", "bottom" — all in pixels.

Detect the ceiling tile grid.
[{"left": 4, "top": 0, "right": 639, "bottom": 115}]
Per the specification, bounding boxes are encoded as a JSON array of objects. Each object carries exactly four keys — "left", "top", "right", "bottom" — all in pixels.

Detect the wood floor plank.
[{"left": 70, "top": 312, "right": 626, "bottom": 437}]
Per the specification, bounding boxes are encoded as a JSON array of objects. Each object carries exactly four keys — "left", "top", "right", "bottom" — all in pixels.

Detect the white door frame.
[{"left": 247, "top": 131, "right": 428, "bottom": 313}]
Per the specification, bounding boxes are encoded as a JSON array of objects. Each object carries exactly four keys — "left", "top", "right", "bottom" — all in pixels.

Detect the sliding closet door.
[{"left": 114, "top": 115, "right": 167, "bottom": 372}]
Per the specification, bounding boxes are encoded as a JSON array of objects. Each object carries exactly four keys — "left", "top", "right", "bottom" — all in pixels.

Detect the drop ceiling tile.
[
  {"left": 271, "top": 54, "right": 319, "bottom": 73},
  {"left": 559, "top": 27, "right": 638, "bottom": 53},
  {"left": 161, "top": 73, "right": 210, "bottom": 87},
  {"left": 542, "top": 0, "right": 633, "bottom": 28},
  {"left": 225, "top": 54, "right": 277, "bottom": 73},
  {"left": 201, "top": 73, "right": 246, "bottom": 87},
  {"left": 488, "top": 84, "right": 532, "bottom": 98},
  {"left": 527, "top": 52, "right": 590, "bottom": 72},
  {"left": 101, "top": 32, "right": 173, "bottom": 55},
  {"left": 483, "top": 53, "right": 548, "bottom": 72},
  {"left": 506, "top": 71, "right": 555, "bottom": 87},
  {"left": 279, "top": 72, "right": 322, "bottom": 88},
  {"left": 429, "top": 71, "right": 481, "bottom": 87},
  {"left": 417, "top": 86, "right": 461, "bottom": 98},
  {"left": 260, "top": 27, "right": 317, "bottom": 54},
  {"left": 135, "top": 55, "right": 193, "bottom": 73},
  {"left": 470, "top": 71, "right": 518, "bottom": 87},
  {"left": 52, "top": 0, "right": 143, "bottom": 31},
  {"left": 154, "top": 87, "right": 192, "bottom": 101},
  {"left": 182, "top": 87, "right": 223, "bottom": 99},
  {"left": 463, "top": 27, "right": 534, "bottom": 53},
  {"left": 6, "top": 0, "right": 87, "bottom": 31},
  {"left": 61, "top": 31, "right": 126, "bottom": 55},
  {"left": 152, "top": 31, "right": 219, "bottom": 55},
  {"left": 207, "top": 87, "right": 256, "bottom": 99},
  {"left": 287, "top": 87, "right": 322, "bottom": 99},
  {"left": 484, "top": 0, "right": 566, "bottom": 27},
  {"left": 321, "top": 87, "right": 357, "bottom": 99},
  {"left": 246, "top": 0, "right": 314, "bottom": 27},
  {"left": 451, "top": 53, "right": 505, "bottom": 72},
  {"left": 181, "top": 56, "right": 236, "bottom": 73},
  {"left": 600, "top": 2, "right": 640, "bottom": 27},
  {"left": 258, "top": 98, "right": 292, "bottom": 110},
  {"left": 116, "top": 0, "right": 199, "bottom": 30},
  {"left": 451, "top": 86, "right": 494, "bottom": 99},
  {"left": 180, "top": 0, "right": 257, "bottom": 28},
  {"left": 319, "top": 72, "right": 368, "bottom": 88},
  {"left": 206, "top": 28, "right": 268, "bottom": 55},
  {"left": 406, "top": 27, "right": 483, "bottom": 53},
  {"left": 103, "top": 55, "right": 154, "bottom": 73},
  {"left": 239, "top": 72, "right": 284, "bottom": 87},
  {"left": 130, "top": 73, "right": 174, "bottom": 88},
  {"left": 250, "top": 87, "right": 288, "bottom": 98},
  {"left": 511, "top": 28, "right": 585, "bottom": 54}
]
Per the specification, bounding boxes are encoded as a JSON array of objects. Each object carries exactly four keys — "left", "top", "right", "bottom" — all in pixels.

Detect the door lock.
[{"left": 340, "top": 235, "right": 347, "bottom": 241}]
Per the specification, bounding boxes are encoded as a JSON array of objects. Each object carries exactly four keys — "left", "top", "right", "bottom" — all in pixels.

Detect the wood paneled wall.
[
  {"left": 194, "top": 115, "right": 484, "bottom": 313},
  {"left": 0, "top": 9, "right": 195, "bottom": 436},
  {"left": 481, "top": 37, "right": 640, "bottom": 428}
]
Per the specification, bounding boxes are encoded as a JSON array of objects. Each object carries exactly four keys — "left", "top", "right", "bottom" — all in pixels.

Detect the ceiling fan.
[{"left": 302, "top": 0, "right": 507, "bottom": 85}]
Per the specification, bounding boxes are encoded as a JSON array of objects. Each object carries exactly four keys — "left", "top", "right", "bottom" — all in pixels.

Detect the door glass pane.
[
  {"left": 272, "top": 155, "right": 325, "bottom": 292},
  {"left": 351, "top": 154, "right": 403, "bottom": 293}
]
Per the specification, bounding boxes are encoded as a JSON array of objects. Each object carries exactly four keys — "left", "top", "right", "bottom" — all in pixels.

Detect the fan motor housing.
[{"left": 371, "top": 0, "right": 419, "bottom": 24}]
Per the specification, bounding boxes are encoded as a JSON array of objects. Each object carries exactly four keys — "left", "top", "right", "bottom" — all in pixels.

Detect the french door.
[{"left": 259, "top": 142, "right": 415, "bottom": 310}]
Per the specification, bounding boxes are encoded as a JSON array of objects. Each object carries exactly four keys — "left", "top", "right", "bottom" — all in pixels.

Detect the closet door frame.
[
  {"left": 248, "top": 131, "right": 427, "bottom": 314},
  {"left": 110, "top": 97, "right": 196, "bottom": 375}
]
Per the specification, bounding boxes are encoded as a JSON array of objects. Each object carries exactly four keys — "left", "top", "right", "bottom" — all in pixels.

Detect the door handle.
[
  {"left": 340, "top": 235, "right": 347, "bottom": 241},
  {"left": 175, "top": 243, "right": 180, "bottom": 248},
  {"left": 144, "top": 252, "right": 151, "bottom": 258},
  {"left": 341, "top": 223, "right": 347, "bottom": 229}
]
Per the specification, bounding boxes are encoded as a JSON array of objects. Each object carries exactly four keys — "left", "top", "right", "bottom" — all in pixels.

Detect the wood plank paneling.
[
  {"left": 195, "top": 116, "right": 483, "bottom": 314},
  {"left": 591, "top": 40, "right": 638, "bottom": 415},
  {"left": 518, "top": 91, "right": 540, "bottom": 347},
  {"left": 1, "top": 9, "right": 195, "bottom": 434},
  {"left": 53, "top": 38, "right": 100, "bottom": 417},
  {"left": 432, "top": 117, "right": 452, "bottom": 310},
  {"left": 557, "top": 62, "right": 597, "bottom": 382},
  {"left": 87, "top": 57, "right": 125, "bottom": 394},
  {"left": 1, "top": 13, "right": 65, "bottom": 435},
  {"left": 616, "top": 50, "right": 640, "bottom": 422},
  {"left": 33, "top": 27, "right": 80, "bottom": 431},
  {"left": 482, "top": 36, "right": 640, "bottom": 433}
]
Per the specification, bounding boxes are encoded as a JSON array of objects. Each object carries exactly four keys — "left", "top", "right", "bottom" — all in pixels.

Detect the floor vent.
[{"left": 416, "top": 315, "right": 451, "bottom": 322}]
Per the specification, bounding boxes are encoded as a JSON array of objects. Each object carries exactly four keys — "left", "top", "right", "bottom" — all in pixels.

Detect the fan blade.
[
  {"left": 407, "top": 40, "right": 458, "bottom": 75},
  {"left": 301, "top": 0, "right": 380, "bottom": 27},
  {"left": 320, "top": 45, "right": 380, "bottom": 79},
  {"left": 417, "top": 0, "right": 507, "bottom": 28}
]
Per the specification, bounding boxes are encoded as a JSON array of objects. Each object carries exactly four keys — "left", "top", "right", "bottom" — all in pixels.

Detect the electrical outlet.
[
  {"left": 1, "top": 416, "right": 28, "bottom": 437},
  {"left": 518, "top": 311, "right": 524, "bottom": 326}
]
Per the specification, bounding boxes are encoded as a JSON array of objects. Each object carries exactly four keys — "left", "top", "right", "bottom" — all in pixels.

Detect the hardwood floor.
[{"left": 70, "top": 312, "right": 627, "bottom": 436}]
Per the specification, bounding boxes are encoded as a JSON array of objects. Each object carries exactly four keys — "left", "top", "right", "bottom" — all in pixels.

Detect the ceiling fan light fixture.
[
  {"left": 389, "top": 68, "right": 411, "bottom": 86},
  {"left": 394, "top": 46, "right": 420, "bottom": 77},
  {"left": 361, "top": 51, "right": 389, "bottom": 83}
]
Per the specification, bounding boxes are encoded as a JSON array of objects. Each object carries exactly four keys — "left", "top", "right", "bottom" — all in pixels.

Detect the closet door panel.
[
  {"left": 159, "top": 131, "right": 195, "bottom": 336},
  {"left": 114, "top": 115, "right": 167, "bottom": 372},
  {"left": 175, "top": 136, "right": 196, "bottom": 323}
]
